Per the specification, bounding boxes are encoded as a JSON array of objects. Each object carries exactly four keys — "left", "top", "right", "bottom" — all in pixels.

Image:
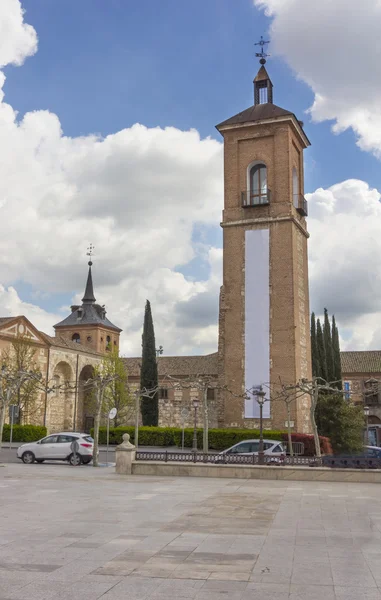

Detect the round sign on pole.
[
  {"left": 109, "top": 407, "right": 117, "bottom": 420},
  {"left": 180, "top": 408, "right": 189, "bottom": 420}
]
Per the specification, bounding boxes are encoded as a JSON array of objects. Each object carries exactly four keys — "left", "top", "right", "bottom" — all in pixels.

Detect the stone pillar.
[{"left": 115, "top": 433, "right": 136, "bottom": 475}]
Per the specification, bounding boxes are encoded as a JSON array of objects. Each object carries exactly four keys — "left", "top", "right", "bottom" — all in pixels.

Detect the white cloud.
[
  {"left": 0, "top": 1, "right": 223, "bottom": 356},
  {"left": 2, "top": 0, "right": 381, "bottom": 362},
  {"left": 308, "top": 179, "right": 381, "bottom": 350},
  {"left": 0, "top": 285, "right": 60, "bottom": 335},
  {"left": 254, "top": 0, "right": 381, "bottom": 157},
  {"left": 0, "top": 0, "right": 37, "bottom": 69}
]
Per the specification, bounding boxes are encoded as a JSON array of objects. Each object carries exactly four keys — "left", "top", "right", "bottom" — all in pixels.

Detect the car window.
[
  {"left": 272, "top": 445, "right": 283, "bottom": 453},
  {"left": 40, "top": 435, "right": 59, "bottom": 444},
  {"left": 264, "top": 442, "right": 273, "bottom": 450},
  {"left": 84, "top": 436, "right": 94, "bottom": 443},
  {"left": 233, "top": 442, "right": 253, "bottom": 453},
  {"left": 251, "top": 442, "right": 259, "bottom": 452},
  {"left": 58, "top": 435, "right": 77, "bottom": 443}
]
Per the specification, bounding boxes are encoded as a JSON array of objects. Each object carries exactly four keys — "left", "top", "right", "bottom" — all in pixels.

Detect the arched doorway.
[
  {"left": 49, "top": 361, "right": 74, "bottom": 432},
  {"left": 78, "top": 365, "right": 95, "bottom": 433}
]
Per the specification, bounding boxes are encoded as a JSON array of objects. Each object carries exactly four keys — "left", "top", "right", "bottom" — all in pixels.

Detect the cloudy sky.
[{"left": 0, "top": 0, "right": 380, "bottom": 355}]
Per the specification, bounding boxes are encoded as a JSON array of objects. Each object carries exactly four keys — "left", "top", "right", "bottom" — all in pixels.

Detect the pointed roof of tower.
[
  {"left": 54, "top": 260, "right": 122, "bottom": 333},
  {"left": 254, "top": 64, "right": 272, "bottom": 83},
  {"left": 216, "top": 62, "right": 310, "bottom": 146},
  {"left": 82, "top": 262, "right": 96, "bottom": 304}
]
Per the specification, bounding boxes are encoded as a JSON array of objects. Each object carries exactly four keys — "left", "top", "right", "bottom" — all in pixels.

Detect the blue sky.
[
  {"left": 2, "top": 0, "right": 381, "bottom": 353},
  {"left": 7, "top": 0, "right": 380, "bottom": 196}
]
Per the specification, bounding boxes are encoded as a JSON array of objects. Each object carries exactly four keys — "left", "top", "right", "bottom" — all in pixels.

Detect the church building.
[
  {"left": 126, "top": 54, "right": 313, "bottom": 433},
  {"left": 1, "top": 260, "right": 121, "bottom": 433},
  {"left": 2, "top": 53, "right": 343, "bottom": 435}
]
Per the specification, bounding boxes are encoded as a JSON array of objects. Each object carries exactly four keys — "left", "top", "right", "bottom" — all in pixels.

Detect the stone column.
[{"left": 115, "top": 433, "right": 136, "bottom": 475}]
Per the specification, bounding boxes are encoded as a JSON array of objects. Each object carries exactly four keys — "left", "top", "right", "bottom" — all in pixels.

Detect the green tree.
[
  {"left": 332, "top": 315, "right": 342, "bottom": 387},
  {"left": 1, "top": 335, "right": 42, "bottom": 423},
  {"left": 140, "top": 300, "right": 159, "bottom": 426},
  {"left": 316, "top": 393, "right": 364, "bottom": 453},
  {"left": 310, "top": 313, "right": 320, "bottom": 377},
  {"left": 316, "top": 317, "right": 327, "bottom": 381},
  {"left": 101, "top": 347, "right": 133, "bottom": 427},
  {"left": 323, "top": 308, "right": 334, "bottom": 383}
]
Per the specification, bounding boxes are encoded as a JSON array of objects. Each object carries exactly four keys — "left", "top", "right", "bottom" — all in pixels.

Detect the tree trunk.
[
  {"left": 0, "top": 402, "right": 6, "bottom": 453},
  {"left": 92, "top": 388, "right": 102, "bottom": 467},
  {"left": 287, "top": 402, "right": 293, "bottom": 456},
  {"left": 203, "top": 387, "right": 209, "bottom": 453},
  {"left": 310, "top": 384, "right": 321, "bottom": 458}
]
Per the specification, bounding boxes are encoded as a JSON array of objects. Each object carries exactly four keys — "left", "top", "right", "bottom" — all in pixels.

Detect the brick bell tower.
[{"left": 217, "top": 42, "right": 312, "bottom": 433}]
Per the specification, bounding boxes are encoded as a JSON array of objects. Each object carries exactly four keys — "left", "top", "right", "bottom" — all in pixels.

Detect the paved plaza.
[{"left": 1, "top": 465, "right": 381, "bottom": 599}]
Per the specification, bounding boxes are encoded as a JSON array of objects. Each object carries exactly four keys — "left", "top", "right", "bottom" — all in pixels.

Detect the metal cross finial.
[
  {"left": 255, "top": 36, "right": 270, "bottom": 65},
  {"left": 86, "top": 243, "right": 95, "bottom": 266}
]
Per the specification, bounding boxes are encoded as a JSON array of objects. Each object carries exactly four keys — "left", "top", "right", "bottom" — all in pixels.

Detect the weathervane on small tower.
[
  {"left": 255, "top": 36, "right": 270, "bottom": 65},
  {"left": 86, "top": 243, "right": 95, "bottom": 267}
]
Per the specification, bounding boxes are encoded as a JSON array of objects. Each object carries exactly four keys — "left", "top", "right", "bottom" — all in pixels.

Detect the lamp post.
[
  {"left": 192, "top": 398, "right": 199, "bottom": 453},
  {"left": 364, "top": 405, "right": 370, "bottom": 445},
  {"left": 256, "top": 386, "right": 266, "bottom": 465}
]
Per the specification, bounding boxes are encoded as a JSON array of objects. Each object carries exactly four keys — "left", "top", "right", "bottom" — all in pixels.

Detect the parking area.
[{"left": 1, "top": 463, "right": 381, "bottom": 599}]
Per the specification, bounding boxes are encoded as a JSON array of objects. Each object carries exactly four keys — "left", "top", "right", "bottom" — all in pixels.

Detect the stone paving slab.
[{"left": 1, "top": 463, "right": 381, "bottom": 598}]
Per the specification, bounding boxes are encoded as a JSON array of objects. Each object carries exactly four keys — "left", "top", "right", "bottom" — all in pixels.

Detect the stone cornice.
[{"left": 220, "top": 215, "right": 310, "bottom": 238}]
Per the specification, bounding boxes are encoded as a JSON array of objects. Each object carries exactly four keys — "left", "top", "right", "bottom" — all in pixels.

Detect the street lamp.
[
  {"left": 364, "top": 405, "right": 370, "bottom": 445},
  {"left": 192, "top": 398, "right": 199, "bottom": 453},
  {"left": 256, "top": 386, "right": 266, "bottom": 465}
]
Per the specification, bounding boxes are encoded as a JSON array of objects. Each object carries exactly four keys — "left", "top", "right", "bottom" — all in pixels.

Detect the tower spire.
[
  {"left": 253, "top": 36, "right": 273, "bottom": 105},
  {"left": 82, "top": 243, "right": 96, "bottom": 304}
]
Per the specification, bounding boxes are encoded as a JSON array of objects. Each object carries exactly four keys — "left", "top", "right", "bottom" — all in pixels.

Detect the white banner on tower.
[{"left": 244, "top": 229, "right": 270, "bottom": 419}]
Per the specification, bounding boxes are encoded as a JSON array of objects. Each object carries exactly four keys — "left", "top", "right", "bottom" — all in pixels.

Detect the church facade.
[{"left": 1, "top": 262, "right": 121, "bottom": 434}]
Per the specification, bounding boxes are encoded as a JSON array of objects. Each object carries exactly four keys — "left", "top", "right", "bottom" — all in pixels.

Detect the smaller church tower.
[{"left": 54, "top": 250, "right": 122, "bottom": 353}]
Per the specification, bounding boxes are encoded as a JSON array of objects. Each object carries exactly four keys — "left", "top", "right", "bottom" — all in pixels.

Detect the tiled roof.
[
  {"left": 123, "top": 353, "right": 219, "bottom": 378},
  {"left": 54, "top": 303, "right": 122, "bottom": 332},
  {"left": 216, "top": 103, "right": 294, "bottom": 129},
  {"left": 39, "top": 332, "right": 104, "bottom": 356},
  {"left": 341, "top": 351, "right": 381, "bottom": 374}
]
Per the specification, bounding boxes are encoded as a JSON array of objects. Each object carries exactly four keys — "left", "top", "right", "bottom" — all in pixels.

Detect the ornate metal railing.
[
  {"left": 135, "top": 451, "right": 317, "bottom": 466},
  {"left": 322, "top": 456, "right": 381, "bottom": 469},
  {"left": 241, "top": 189, "right": 271, "bottom": 207},
  {"left": 135, "top": 452, "right": 381, "bottom": 469},
  {"left": 294, "top": 194, "right": 308, "bottom": 216}
]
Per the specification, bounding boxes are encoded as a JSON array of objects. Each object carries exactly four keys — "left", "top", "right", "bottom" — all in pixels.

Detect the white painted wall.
[{"left": 244, "top": 229, "right": 270, "bottom": 418}]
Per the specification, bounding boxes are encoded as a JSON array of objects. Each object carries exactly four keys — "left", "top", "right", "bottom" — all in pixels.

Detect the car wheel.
[
  {"left": 22, "top": 451, "right": 35, "bottom": 464},
  {"left": 69, "top": 453, "right": 82, "bottom": 466},
  {"left": 36, "top": 459, "right": 44, "bottom": 464}
]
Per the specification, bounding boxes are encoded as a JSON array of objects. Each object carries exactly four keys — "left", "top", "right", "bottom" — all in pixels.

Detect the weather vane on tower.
[
  {"left": 86, "top": 243, "right": 95, "bottom": 267},
  {"left": 255, "top": 36, "right": 270, "bottom": 65}
]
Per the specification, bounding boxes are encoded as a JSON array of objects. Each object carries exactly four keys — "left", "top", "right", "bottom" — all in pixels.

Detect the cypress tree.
[
  {"left": 316, "top": 317, "right": 327, "bottom": 381},
  {"left": 310, "top": 312, "right": 320, "bottom": 377},
  {"left": 140, "top": 300, "right": 159, "bottom": 426},
  {"left": 332, "top": 315, "right": 342, "bottom": 388},
  {"left": 323, "top": 308, "right": 334, "bottom": 382}
]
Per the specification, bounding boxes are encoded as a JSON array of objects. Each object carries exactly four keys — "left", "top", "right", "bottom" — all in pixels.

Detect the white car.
[
  {"left": 17, "top": 432, "right": 95, "bottom": 466},
  {"left": 218, "top": 439, "right": 285, "bottom": 461}
]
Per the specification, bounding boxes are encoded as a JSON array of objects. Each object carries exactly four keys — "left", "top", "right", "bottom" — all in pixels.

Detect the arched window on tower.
[
  {"left": 244, "top": 163, "right": 268, "bottom": 207},
  {"left": 106, "top": 335, "right": 111, "bottom": 351},
  {"left": 72, "top": 333, "right": 81, "bottom": 343},
  {"left": 293, "top": 167, "right": 299, "bottom": 209}
]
